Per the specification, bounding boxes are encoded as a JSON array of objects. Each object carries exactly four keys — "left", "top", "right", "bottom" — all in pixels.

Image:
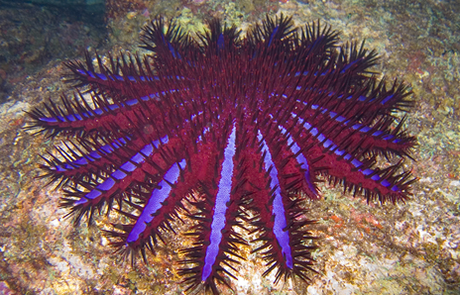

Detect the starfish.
[{"left": 28, "top": 15, "right": 416, "bottom": 294}]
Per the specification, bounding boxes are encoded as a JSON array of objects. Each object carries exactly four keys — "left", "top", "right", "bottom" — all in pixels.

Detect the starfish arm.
[
  {"left": 288, "top": 116, "right": 414, "bottom": 202},
  {"left": 179, "top": 124, "right": 250, "bottom": 294},
  {"left": 107, "top": 159, "right": 190, "bottom": 261},
  {"left": 61, "top": 137, "right": 184, "bottom": 224},
  {"left": 289, "top": 100, "right": 415, "bottom": 157},
  {"left": 244, "top": 129, "right": 317, "bottom": 283},
  {"left": 40, "top": 136, "right": 136, "bottom": 184}
]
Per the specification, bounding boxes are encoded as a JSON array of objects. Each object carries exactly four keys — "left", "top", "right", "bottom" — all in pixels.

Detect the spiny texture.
[{"left": 28, "top": 15, "right": 416, "bottom": 294}]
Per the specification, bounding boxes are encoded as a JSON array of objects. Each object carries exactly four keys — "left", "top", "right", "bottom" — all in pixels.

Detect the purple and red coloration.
[{"left": 28, "top": 15, "right": 416, "bottom": 294}]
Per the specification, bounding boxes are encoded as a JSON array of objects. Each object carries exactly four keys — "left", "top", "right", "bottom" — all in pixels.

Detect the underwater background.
[{"left": 0, "top": 0, "right": 459, "bottom": 294}]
